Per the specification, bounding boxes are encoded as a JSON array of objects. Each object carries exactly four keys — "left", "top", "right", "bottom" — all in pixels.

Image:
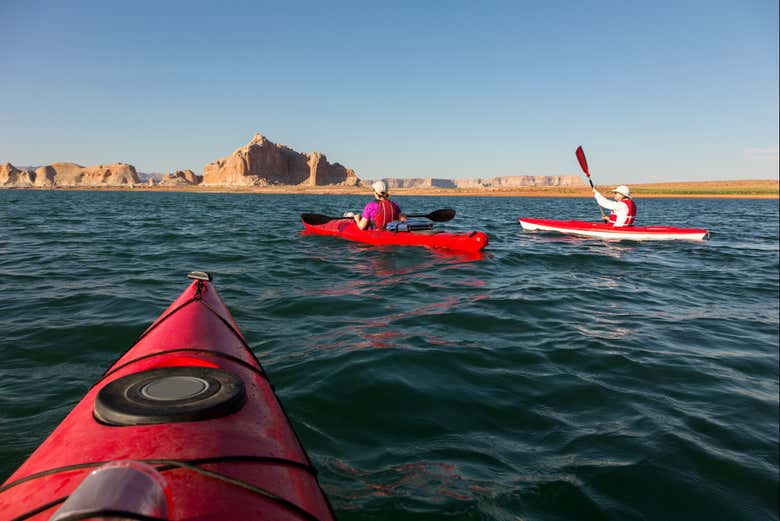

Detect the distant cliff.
[
  {"left": 1, "top": 162, "right": 139, "bottom": 187},
  {"left": 374, "top": 175, "right": 580, "bottom": 190},
  {"left": 454, "top": 175, "right": 580, "bottom": 189},
  {"left": 1, "top": 133, "right": 582, "bottom": 190},
  {"left": 382, "top": 178, "right": 457, "bottom": 189},
  {"left": 201, "top": 133, "right": 360, "bottom": 187}
]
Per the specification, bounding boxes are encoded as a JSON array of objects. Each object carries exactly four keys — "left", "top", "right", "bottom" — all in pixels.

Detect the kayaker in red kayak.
[
  {"left": 593, "top": 185, "right": 637, "bottom": 227},
  {"left": 347, "top": 180, "right": 406, "bottom": 230}
]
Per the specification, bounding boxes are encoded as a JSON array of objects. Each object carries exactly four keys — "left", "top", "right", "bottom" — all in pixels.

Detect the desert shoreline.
[{"left": 2, "top": 180, "right": 777, "bottom": 199}]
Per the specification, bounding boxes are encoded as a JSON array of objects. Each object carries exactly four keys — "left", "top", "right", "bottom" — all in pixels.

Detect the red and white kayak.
[
  {"left": 0, "top": 272, "right": 335, "bottom": 520},
  {"left": 301, "top": 215, "right": 489, "bottom": 252},
  {"left": 519, "top": 218, "right": 710, "bottom": 241}
]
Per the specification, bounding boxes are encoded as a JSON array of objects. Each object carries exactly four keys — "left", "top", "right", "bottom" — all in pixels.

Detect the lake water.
[{"left": 0, "top": 190, "right": 777, "bottom": 520}]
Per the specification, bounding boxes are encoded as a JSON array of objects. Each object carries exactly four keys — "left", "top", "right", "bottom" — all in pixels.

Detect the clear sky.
[{"left": 1, "top": 0, "right": 777, "bottom": 184}]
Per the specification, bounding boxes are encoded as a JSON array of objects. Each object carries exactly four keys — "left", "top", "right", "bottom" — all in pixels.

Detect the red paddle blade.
[{"left": 575, "top": 146, "right": 590, "bottom": 177}]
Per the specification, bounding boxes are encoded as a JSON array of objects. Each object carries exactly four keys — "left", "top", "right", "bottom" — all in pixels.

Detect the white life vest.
[{"left": 609, "top": 199, "right": 637, "bottom": 227}]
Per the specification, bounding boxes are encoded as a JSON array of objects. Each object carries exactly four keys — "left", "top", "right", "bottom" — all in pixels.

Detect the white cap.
[
  {"left": 610, "top": 185, "right": 631, "bottom": 198},
  {"left": 372, "top": 180, "right": 388, "bottom": 195}
]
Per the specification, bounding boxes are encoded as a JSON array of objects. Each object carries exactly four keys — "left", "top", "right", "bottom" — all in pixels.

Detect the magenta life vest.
[
  {"left": 372, "top": 199, "right": 400, "bottom": 229},
  {"left": 609, "top": 199, "right": 637, "bottom": 226}
]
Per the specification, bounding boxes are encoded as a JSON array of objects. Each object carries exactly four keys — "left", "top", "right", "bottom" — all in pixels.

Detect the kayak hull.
[
  {"left": 519, "top": 218, "right": 709, "bottom": 241},
  {"left": 0, "top": 277, "right": 335, "bottom": 520},
  {"left": 302, "top": 218, "right": 488, "bottom": 252}
]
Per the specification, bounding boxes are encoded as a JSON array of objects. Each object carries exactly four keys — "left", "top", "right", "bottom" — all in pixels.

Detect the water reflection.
[
  {"left": 323, "top": 457, "right": 483, "bottom": 506},
  {"left": 302, "top": 247, "right": 486, "bottom": 299},
  {"left": 521, "top": 229, "right": 640, "bottom": 249},
  {"left": 309, "top": 289, "right": 490, "bottom": 353},
  {"left": 295, "top": 246, "right": 489, "bottom": 352}
]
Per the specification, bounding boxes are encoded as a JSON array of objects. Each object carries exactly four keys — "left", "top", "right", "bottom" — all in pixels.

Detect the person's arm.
[
  {"left": 355, "top": 202, "right": 374, "bottom": 230},
  {"left": 394, "top": 201, "right": 406, "bottom": 222},
  {"left": 593, "top": 189, "right": 621, "bottom": 211},
  {"left": 355, "top": 215, "right": 370, "bottom": 230}
]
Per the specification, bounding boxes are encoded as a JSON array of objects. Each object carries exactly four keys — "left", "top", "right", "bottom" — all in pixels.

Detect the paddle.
[
  {"left": 576, "top": 146, "right": 608, "bottom": 223},
  {"left": 301, "top": 208, "right": 455, "bottom": 226},
  {"left": 406, "top": 208, "right": 455, "bottom": 221}
]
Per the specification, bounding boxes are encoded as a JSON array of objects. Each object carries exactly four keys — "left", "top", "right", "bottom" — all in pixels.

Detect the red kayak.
[
  {"left": 0, "top": 272, "right": 335, "bottom": 520},
  {"left": 519, "top": 218, "right": 710, "bottom": 241},
  {"left": 301, "top": 214, "right": 488, "bottom": 252}
]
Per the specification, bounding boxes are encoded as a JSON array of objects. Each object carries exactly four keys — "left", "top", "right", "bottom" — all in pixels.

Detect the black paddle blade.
[
  {"left": 303, "top": 208, "right": 454, "bottom": 225},
  {"left": 405, "top": 208, "right": 455, "bottom": 222},
  {"left": 301, "top": 213, "right": 338, "bottom": 225},
  {"left": 426, "top": 208, "right": 456, "bottom": 222}
]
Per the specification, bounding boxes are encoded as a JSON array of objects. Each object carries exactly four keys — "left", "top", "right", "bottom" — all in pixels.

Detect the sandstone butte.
[
  {"left": 201, "top": 133, "right": 359, "bottom": 187},
  {"left": 0, "top": 162, "right": 140, "bottom": 187},
  {"left": 0, "top": 133, "right": 583, "bottom": 191}
]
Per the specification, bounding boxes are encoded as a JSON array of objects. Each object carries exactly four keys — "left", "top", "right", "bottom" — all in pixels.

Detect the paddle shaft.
[
  {"left": 576, "top": 146, "right": 608, "bottom": 223},
  {"left": 301, "top": 208, "right": 455, "bottom": 226}
]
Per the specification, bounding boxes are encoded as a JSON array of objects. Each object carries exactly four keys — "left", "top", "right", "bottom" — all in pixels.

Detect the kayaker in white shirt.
[{"left": 593, "top": 185, "right": 637, "bottom": 227}]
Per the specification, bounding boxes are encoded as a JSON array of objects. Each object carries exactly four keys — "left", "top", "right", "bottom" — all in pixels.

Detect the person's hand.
[
  {"left": 602, "top": 216, "right": 610, "bottom": 223},
  {"left": 343, "top": 211, "right": 355, "bottom": 218},
  {"left": 400, "top": 215, "right": 407, "bottom": 222}
]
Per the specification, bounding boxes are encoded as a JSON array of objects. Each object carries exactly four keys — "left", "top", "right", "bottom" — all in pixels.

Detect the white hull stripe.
[{"left": 520, "top": 221, "right": 709, "bottom": 241}]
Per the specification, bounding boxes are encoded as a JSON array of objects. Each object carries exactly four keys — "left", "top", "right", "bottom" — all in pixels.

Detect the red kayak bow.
[{"left": 0, "top": 272, "right": 335, "bottom": 521}]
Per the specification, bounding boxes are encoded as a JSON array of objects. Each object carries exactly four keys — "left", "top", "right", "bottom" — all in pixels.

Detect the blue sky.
[{"left": 1, "top": 1, "right": 777, "bottom": 183}]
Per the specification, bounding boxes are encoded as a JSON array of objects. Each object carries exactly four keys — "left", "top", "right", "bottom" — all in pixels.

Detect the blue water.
[{"left": 0, "top": 190, "right": 777, "bottom": 520}]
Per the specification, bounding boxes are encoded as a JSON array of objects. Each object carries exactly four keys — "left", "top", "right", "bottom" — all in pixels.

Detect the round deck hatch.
[{"left": 95, "top": 366, "right": 246, "bottom": 426}]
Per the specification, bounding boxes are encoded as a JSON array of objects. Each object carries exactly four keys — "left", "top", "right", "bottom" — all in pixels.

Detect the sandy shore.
[{"left": 5, "top": 180, "right": 777, "bottom": 198}]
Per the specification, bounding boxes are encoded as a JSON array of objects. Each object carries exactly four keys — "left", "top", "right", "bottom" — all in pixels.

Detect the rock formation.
[
  {"left": 0, "top": 163, "right": 36, "bottom": 187},
  {"left": 201, "top": 133, "right": 360, "bottom": 187},
  {"left": 137, "top": 172, "right": 165, "bottom": 183},
  {"left": 372, "top": 175, "right": 581, "bottom": 190},
  {"left": 1, "top": 162, "right": 140, "bottom": 187},
  {"left": 159, "top": 170, "right": 201, "bottom": 186},
  {"left": 381, "top": 178, "right": 458, "bottom": 189},
  {"left": 41, "top": 162, "right": 139, "bottom": 186},
  {"left": 1, "top": 136, "right": 580, "bottom": 191},
  {"left": 452, "top": 175, "right": 580, "bottom": 189}
]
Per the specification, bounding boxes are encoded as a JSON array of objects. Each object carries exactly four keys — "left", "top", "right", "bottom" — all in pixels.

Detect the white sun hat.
[
  {"left": 371, "top": 180, "right": 388, "bottom": 195},
  {"left": 610, "top": 185, "right": 631, "bottom": 198}
]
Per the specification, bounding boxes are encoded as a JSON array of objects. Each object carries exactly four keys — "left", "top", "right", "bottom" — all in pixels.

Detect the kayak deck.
[
  {"left": 0, "top": 274, "right": 335, "bottom": 520},
  {"left": 302, "top": 217, "right": 489, "bottom": 252},
  {"left": 519, "top": 218, "right": 710, "bottom": 241}
]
